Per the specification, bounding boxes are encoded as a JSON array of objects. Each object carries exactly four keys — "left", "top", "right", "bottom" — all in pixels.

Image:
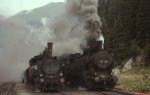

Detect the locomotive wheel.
[
  {"left": 84, "top": 79, "right": 94, "bottom": 90},
  {"left": 108, "top": 76, "right": 117, "bottom": 89},
  {"left": 108, "top": 81, "right": 116, "bottom": 89}
]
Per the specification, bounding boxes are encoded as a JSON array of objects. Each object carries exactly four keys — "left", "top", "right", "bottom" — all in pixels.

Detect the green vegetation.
[
  {"left": 98, "top": 0, "right": 150, "bottom": 66},
  {"left": 97, "top": 1, "right": 150, "bottom": 92},
  {"left": 117, "top": 67, "right": 150, "bottom": 92}
]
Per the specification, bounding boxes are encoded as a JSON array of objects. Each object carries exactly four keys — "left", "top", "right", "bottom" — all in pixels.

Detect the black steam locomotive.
[
  {"left": 60, "top": 41, "right": 117, "bottom": 90},
  {"left": 25, "top": 43, "right": 64, "bottom": 92}
]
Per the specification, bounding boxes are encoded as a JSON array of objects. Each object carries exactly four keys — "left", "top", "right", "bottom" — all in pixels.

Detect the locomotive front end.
[
  {"left": 93, "top": 51, "right": 113, "bottom": 69},
  {"left": 90, "top": 51, "right": 117, "bottom": 89},
  {"left": 83, "top": 41, "right": 117, "bottom": 90},
  {"left": 32, "top": 42, "right": 64, "bottom": 92},
  {"left": 39, "top": 58, "right": 64, "bottom": 91}
]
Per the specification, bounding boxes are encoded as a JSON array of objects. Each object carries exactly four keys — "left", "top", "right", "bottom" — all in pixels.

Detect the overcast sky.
[{"left": 0, "top": 0, "right": 65, "bottom": 17}]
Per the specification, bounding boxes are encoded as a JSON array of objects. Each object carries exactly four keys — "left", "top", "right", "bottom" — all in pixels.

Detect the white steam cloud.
[
  {"left": 0, "top": 17, "right": 50, "bottom": 81},
  {"left": 50, "top": 0, "right": 102, "bottom": 56}
]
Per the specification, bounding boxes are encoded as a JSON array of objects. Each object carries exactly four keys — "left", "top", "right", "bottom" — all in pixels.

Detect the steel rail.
[
  {"left": 5, "top": 82, "right": 15, "bottom": 95},
  {"left": 96, "top": 91, "right": 112, "bottom": 95},
  {"left": 0, "top": 82, "right": 15, "bottom": 95},
  {"left": 107, "top": 88, "right": 132, "bottom": 95},
  {"left": 96, "top": 89, "right": 132, "bottom": 95},
  {"left": 57, "top": 90, "right": 68, "bottom": 95},
  {"left": 0, "top": 82, "right": 8, "bottom": 88}
]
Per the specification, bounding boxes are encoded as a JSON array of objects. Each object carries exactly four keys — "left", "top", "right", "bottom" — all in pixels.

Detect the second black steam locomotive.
[{"left": 60, "top": 41, "right": 117, "bottom": 90}]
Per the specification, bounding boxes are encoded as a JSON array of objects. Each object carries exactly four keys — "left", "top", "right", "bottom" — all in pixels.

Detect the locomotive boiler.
[
  {"left": 60, "top": 41, "right": 117, "bottom": 90},
  {"left": 26, "top": 43, "right": 64, "bottom": 92}
]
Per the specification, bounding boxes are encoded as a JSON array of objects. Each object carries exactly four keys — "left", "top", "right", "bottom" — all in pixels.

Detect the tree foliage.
[{"left": 98, "top": 0, "right": 150, "bottom": 65}]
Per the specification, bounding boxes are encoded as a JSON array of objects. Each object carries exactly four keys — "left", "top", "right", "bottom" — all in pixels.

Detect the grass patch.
[{"left": 117, "top": 66, "right": 150, "bottom": 92}]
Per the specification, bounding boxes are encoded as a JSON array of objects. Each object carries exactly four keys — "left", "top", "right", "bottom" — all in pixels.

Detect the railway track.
[
  {"left": 97, "top": 91, "right": 130, "bottom": 95},
  {"left": 14, "top": 82, "right": 149, "bottom": 95},
  {"left": 44, "top": 91, "right": 68, "bottom": 95},
  {"left": 0, "top": 82, "right": 15, "bottom": 95},
  {"left": 58, "top": 91, "right": 68, "bottom": 95},
  {"left": 96, "top": 88, "right": 133, "bottom": 95},
  {"left": 107, "top": 89, "right": 132, "bottom": 95},
  {"left": 56, "top": 88, "right": 133, "bottom": 95},
  {"left": 41, "top": 92, "right": 67, "bottom": 95},
  {"left": 35, "top": 90, "right": 148, "bottom": 95}
]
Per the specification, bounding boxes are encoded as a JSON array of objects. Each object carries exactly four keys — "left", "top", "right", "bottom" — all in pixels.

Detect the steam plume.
[
  {"left": 0, "top": 17, "right": 50, "bottom": 81},
  {"left": 50, "top": 0, "right": 102, "bottom": 56}
]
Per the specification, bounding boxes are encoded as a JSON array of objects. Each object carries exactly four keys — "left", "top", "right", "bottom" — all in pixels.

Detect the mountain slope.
[{"left": 9, "top": 2, "right": 65, "bottom": 26}]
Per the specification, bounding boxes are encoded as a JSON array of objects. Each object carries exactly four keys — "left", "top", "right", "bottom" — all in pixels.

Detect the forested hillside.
[{"left": 98, "top": 0, "right": 150, "bottom": 66}]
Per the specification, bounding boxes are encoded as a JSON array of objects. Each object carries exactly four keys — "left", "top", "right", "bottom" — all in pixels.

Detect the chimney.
[
  {"left": 47, "top": 42, "right": 53, "bottom": 57},
  {"left": 96, "top": 41, "right": 102, "bottom": 50}
]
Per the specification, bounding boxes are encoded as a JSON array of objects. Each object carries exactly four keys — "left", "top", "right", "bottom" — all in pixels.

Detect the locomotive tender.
[
  {"left": 26, "top": 43, "right": 64, "bottom": 92},
  {"left": 60, "top": 41, "right": 117, "bottom": 90}
]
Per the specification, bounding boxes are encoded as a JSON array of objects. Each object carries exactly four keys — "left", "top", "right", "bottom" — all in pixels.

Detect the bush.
[{"left": 117, "top": 67, "right": 150, "bottom": 92}]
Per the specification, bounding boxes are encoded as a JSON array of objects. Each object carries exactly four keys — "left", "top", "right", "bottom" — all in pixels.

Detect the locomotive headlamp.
[
  {"left": 104, "top": 60, "right": 108, "bottom": 63},
  {"left": 94, "top": 72, "right": 97, "bottom": 76},
  {"left": 60, "top": 73, "right": 63, "bottom": 76},
  {"left": 60, "top": 78, "right": 65, "bottom": 83},
  {"left": 101, "top": 75, "right": 105, "bottom": 78},
  {"left": 40, "top": 74, "right": 43, "bottom": 77},
  {"left": 62, "top": 64, "right": 65, "bottom": 66},
  {"left": 39, "top": 78, "right": 44, "bottom": 83},
  {"left": 33, "top": 65, "right": 38, "bottom": 70},
  {"left": 100, "top": 60, "right": 103, "bottom": 63},
  {"left": 94, "top": 77, "right": 99, "bottom": 82}
]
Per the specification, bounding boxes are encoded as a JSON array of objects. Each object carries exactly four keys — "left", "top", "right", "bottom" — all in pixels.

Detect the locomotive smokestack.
[
  {"left": 96, "top": 41, "right": 102, "bottom": 50},
  {"left": 47, "top": 42, "right": 53, "bottom": 57}
]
